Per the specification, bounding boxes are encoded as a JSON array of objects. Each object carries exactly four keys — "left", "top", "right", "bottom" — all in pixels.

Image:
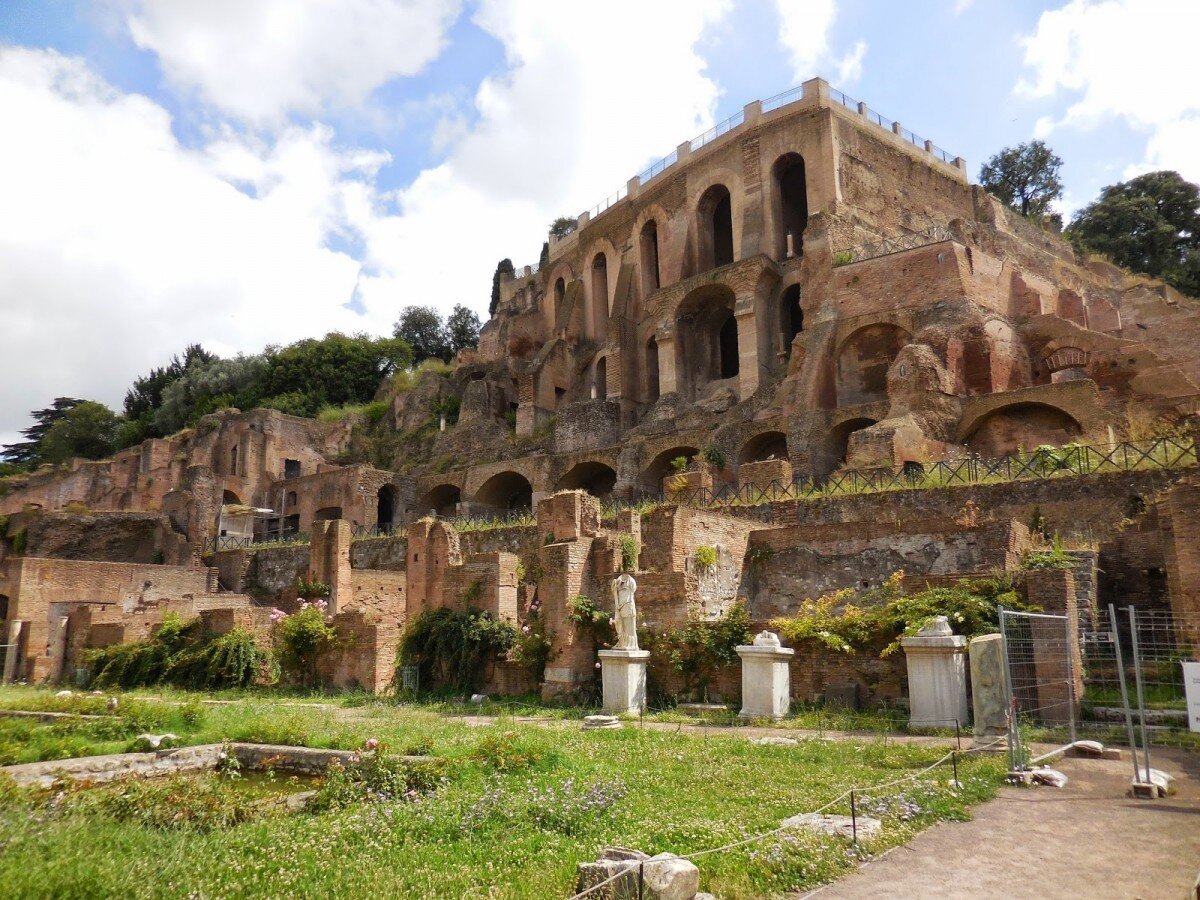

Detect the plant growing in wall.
[
  {"left": 510, "top": 613, "right": 555, "bottom": 682},
  {"left": 296, "top": 576, "right": 331, "bottom": 600},
  {"left": 618, "top": 534, "right": 639, "bottom": 572},
  {"left": 693, "top": 545, "right": 718, "bottom": 570},
  {"left": 669, "top": 455, "right": 690, "bottom": 474},
  {"left": 701, "top": 445, "right": 727, "bottom": 471},
  {"left": 275, "top": 600, "right": 337, "bottom": 688}
]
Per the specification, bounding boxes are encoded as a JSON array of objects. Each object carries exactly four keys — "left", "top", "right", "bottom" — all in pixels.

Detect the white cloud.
[
  {"left": 0, "top": 47, "right": 373, "bottom": 442},
  {"left": 123, "top": 0, "right": 462, "bottom": 125},
  {"left": 0, "top": 1, "right": 731, "bottom": 441},
  {"left": 1017, "top": 0, "right": 1200, "bottom": 181},
  {"left": 775, "top": 0, "right": 866, "bottom": 86}
]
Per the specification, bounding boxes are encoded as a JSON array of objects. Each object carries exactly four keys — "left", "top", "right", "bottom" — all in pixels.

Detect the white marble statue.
[{"left": 611, "top": 572, "right": 639, "bottom": 651}]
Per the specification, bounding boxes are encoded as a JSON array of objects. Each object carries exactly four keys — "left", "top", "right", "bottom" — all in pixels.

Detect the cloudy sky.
[{"left": 0, "top": 0, "right": 1197, "bottom": 445}]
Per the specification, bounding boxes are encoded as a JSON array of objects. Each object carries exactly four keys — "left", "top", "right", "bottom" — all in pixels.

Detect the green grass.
[{"left": 0, "top": 686, "right": 1004, "bottom": 898}]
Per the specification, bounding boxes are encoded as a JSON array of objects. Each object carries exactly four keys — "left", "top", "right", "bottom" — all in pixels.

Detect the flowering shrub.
[
  {"left": 509, "top": 613, "right": 554, "bottom": 681},
  {"left": 642, "top": 600, "right": 751, "bottom": 699},
  {"left": 693, "top": 545, "right": 718, "bottom": 570},
  {"left": 296, "top": 577, "right": 331, "bottom": 600},
  {"left": 770, "top": 571, "right": 1034, "bottom": 656},
  {"left": 308, "top": 747, "right": 447, "bottom": 813},
  {"left": 275, "top": 601, "right": 337, "bottom": 687}
]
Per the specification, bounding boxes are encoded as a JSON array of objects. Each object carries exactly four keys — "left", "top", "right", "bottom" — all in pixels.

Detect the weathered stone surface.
[
  {"left": 1031, "top": 767, "right": 1068, "bottom": 788},
  {"left": 970, "top": 633, "right": 1009, "bottom": 738},
  {"left": 784, "top": 812, "right": 882, "bottom": 840},
  {"left": 750, "top": 736, "right": 798, "bottom": 746},
  {"left": 582, "top": 714, "right": 623, "bottom": 730},
  {"left": 575, "top": 849, "right": 699, "bottom": 900}
]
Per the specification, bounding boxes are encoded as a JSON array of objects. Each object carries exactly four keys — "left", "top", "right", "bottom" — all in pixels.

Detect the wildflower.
[
  {"left": 595, "top": 662, "right": 602, "bottom": 669},
  {"left": 364, "top": 738, "right": 379, "bottom": 751},
  {"left": 269, "top": 608, "right": 287, "bottom": 623},
  {"left": 522, "top": 625, "right": 531, "bottom": 634}
]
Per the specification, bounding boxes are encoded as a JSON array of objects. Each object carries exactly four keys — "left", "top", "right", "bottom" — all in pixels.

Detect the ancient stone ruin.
[{"left": 3, "top": 77, "right": 1200, "bottom": 706}]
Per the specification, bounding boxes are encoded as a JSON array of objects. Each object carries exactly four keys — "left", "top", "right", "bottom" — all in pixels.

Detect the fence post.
[
  {"left": 1127, "top": 606, "right": 1153, "bottom": 785},
  {"left": 998, "top": 607, "right": 1022, "bottom": 770},
  {"left": 1108, "top": 604, "right": 1141, "bottom": 782},
  {"left": 1065, "top": 613, "right": 1078, "bottom": 746},
  {"left": 850, "top": 789, "right": 858, "bottom": 844}
]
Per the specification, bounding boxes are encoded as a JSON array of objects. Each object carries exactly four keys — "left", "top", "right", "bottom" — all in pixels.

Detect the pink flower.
[
  {"left": 364, "top": 738, "right": 379, "bottom": 751},
  {"left": 521, "top": 625, "right": 531, "bottom": 634},
  {"left": 594, "top": 662, "right": 602, "bottom": 669},
  {"left": 269, "top": 608, "right": 287, "bottom": 623}
]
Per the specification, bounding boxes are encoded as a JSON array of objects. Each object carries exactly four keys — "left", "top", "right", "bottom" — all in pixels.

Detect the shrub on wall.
[
  {"left": 510, "top": 613, "right": 554, "bottom": 682},
  {"left": 770, "top": 571, "right": 1035, "bottom": 657},
  {"left": 400, "top": 607, "right": 516, "bottom": 694},
  {"left": 618, "top": 535, "right": 639, "bottom": 572},
  {"left": 693, "top": 545, "right": 718, "bottom": 570},
  {"left": 641, "top": 600, "right": 751, "bottom": 700},
  {"left": 274, "top": 601, "right": 337, "bottom": 688},
  {"left": 86, "top": 613, "right": 273, "bottom": 690}
]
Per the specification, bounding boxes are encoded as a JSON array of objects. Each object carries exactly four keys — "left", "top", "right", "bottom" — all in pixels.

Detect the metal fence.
[
  {"left": 205, "top": 532, "right": 310, "bottom": 553},
  {"left": 840, "top": 224, "right": 955, "bottom": 264},
  {"left": 620, "top": 433, "right": 1197, "bottom": 514},
  {"left": 1001, "top": 603, "right": 1199, "bottom": 786}
]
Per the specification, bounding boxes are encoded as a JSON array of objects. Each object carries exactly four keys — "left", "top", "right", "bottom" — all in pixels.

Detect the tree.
[
  {"left": 538, "top": 241, "right": 549, "bottom": 271},
  {"left": 979, "top": 140, "right": 1064, "bottom": 219},
  {"left": 2, "top": 397, "right": 86, "bottom": 466},
  {"left": 549, "top": 216, "right": 578, "bottom": 239},
  {"left": 37, "top": 401, "right": 122, "bottom": 465},
  {"left": 446, "top": 304, "right": 482, "bottom": 356},
  {"left": 394, "top": 305, "right": 450, "bottom": 364},
  {"left": 151, "top": 354, "right": 268, "bottom": 435},
  {"left": 490, "top": 258, "right": 514, "bottom": 316},
  {"left": 1067, "top": 170, "right": 1200, "bottom": 297},
  {"left": 259, "top": 332, "right": 411, "bottom": 416},
  {"left": 122, "top": 344, "right": 216, "bottom": 446}
]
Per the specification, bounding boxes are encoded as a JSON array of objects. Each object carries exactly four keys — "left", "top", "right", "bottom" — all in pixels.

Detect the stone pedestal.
[
  {"left": 969, "top": 633, "right": 1010, "bottom": 738},
  {"left": 736, "top": 631, "right": 794, "bottom": 719},
  {"left": 599, "top": 649, "right": 649, "bottom": 715},
  {"left": 902, "top": 617, "right": 969, "bottom": 729}
]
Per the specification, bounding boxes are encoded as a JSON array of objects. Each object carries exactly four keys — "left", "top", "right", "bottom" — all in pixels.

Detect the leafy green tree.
[
  {"left": 394, "top": 305, "right": 450, "bottom": 364},
  {"left": 979, "top": 140, "right": 1064, "bottom": 219},
  {"left": 2, "top": 397, "right": 86, "bottom": 466},
  {"left": 538, "top": 241, "right": 549, "bottom": 271},
  {"left": 549, "top": 216, "right": 578, "bottom": 239},
  {"left": 258, "top": 332, "right": 411, "bottom": 417},
  {"left": 446, "top": 304, "right": 482, "bottom": 355},
  {"left": 1067, "top": 170, "right": 1200, "bottom": 297},
  {"left": 152, "top": 354, "right": 268, "bottom": 435},
  {"left": 38, "top": 401, "right": 122, "bottom": 464},
  {"left": 122, "top": 344, "right": 216, "bottom": 446},
  {"left": 490, "top": 258, "right": 514, "bottom": 316}
]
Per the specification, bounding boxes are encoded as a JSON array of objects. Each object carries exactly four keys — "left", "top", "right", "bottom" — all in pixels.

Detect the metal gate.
[{"left": 1000, "top": 604, "right": 1200, "bottom": 785}]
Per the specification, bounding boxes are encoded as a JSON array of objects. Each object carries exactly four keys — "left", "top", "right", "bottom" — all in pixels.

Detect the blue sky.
[{"left": 0, "top": 0, "right": 1196, "bottom": 445}]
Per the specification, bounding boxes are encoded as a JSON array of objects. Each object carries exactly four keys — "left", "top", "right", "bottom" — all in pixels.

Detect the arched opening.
[
  {"left": 675, "top": 284, "right": 739, "bottom": 398},
  {"left": 781, "top": 284, "right": 803, "bottom": 349},
  {"left": 593, "top": 356, "right": 607, "bottom": 400},
  {"left": 958, "top": 327, "right": 993, "bottom": 395},
  {"left": 418, "top": 484, "right": 461, "bottom": 517},
  {"left": 222, "top": 490, "right": 241, "bottom": 505},
  {"left": 376, "top": 485, "right": 398, "bottom": 532},
  {"left": 590, "top": 253, "right": 609, "bottom": 341},
  {"left": 640, "top": 220, "right": 660, "bottom": 293},
  {"left": 773, "top": 153, "right": 808, "bottom": 260},
  {"left": 738, "top": 431, "right": 788, "bottom": 465},
  {"left": 641, "top": 445, "right": 700, "bottom": 492},
  {"left": 474, "top": 471, "right": 533, "bottom": 512},
  {"left": 555, "top": 461, "right": 618, "bottom": 498},
  {"left": 719, "top": 314, "right": 739, "bottom": 379},
  {"left": 836, "top": 324, "right": 910, "bottom": 406},
  {"left": 645, "top": 337, "right": 660, "bottom": 402},
  {"left": 228, "top": 446, "right": 238, "bottom": 476},
  {"left": 963, "top": 403, "right": 1083, "bottom": 458},
  {"left": 552, "top": 277, "right": 566, "bottom": 331},
  {"left": 698, "top": 184, "right": 734, "bottom": 272},
  {"left": 313, "top": 506, "right": 343, "bottom": 522},
  {"left": 826, "top": 418, "right": 878, "bottom": 475}
]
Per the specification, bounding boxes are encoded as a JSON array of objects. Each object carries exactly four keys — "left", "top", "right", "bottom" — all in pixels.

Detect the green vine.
[
  {"left": 618, "top": 535, "right": 639, "bottom": 572},
  {"left": 641, "top": 601, "right": 751, "bottom": 700},
  {"left": 400, "top": 607, "right": 516, "bottom": 693}
]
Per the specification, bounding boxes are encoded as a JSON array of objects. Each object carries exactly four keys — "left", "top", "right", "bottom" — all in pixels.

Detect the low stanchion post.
[
  {"left": 952, "top": 750, "right": 959, "bottom": 786},
  {"left": 850, "top": 789, "right": 858, "bottom": 844},
  {"left": 955, "top": 719, "right": 961, "bottom": 751}
]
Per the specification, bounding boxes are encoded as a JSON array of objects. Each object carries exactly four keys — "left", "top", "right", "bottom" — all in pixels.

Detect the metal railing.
[
  {"left": 350, "top": 522, "right": 402, "bottom": 540},
  {"left": 631, "top": 434, "right": 1198, "bottom": 512},
  {"left": 564, "top": 79, "right": 961, "bottom": 237},
  {"left": 205, "top": 532, "right": 310, "bottom": 554},
  {"left": 840, "top": 224, "right": 955, "bottom": 264}
]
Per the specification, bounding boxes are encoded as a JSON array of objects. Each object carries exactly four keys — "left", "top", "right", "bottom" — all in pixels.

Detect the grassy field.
[{"left": 0, "top": 686, "right": 1005, "bottom": 898}]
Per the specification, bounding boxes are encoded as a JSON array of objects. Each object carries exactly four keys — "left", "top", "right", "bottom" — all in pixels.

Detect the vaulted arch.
[{"left": 836, "top": 323, "right": 910, "bottom": 406}]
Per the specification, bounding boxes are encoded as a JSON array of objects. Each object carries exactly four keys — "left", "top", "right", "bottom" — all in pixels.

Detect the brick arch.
[
  {"left": 738, "top": 430, "right": 789, "bottom": 465},
  {"left": 958, "top": 402, "right": 1083, "bottom": 457},
  {"left": 554, "top": 461, "right": 618, "bottom": 498},
  {"left": 416, "top": 483, "right": 461, "bottom": 518},
  {"left": 836, "top": 323, "right": 911, "bottom": 407},
  {"left": 544, "top": 261, "right": 577, "bottom": 331},
  {"left": 472, "top": 470, "right": 534, "bottom": 512},
  {"left": 632, "top": 202, "right": 672, "bottom": 294},
  {"left": 639, "top": 444, "right": 701, "bottom": 492},
  {"left": 675, "top": 283, "right": 739, "bottom": 399},
  {"left": 686, "top": 167, "right": 743, "bottom": 277}
]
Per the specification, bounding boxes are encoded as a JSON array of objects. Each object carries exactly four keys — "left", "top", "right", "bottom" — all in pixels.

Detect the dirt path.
[{"left": 802, "top": 747, "right": 1200, "bottom": 899}]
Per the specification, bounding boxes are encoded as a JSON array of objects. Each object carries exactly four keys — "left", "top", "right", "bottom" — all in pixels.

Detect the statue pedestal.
[
  {"left": 736, "top": 631, "right": 794, "bottom": 720},
  {"left": 599, "top": 649, "right": 650, "bottom": 715},
  {"left": 902, "top": 617, "right": 969, "bottom": 730}
]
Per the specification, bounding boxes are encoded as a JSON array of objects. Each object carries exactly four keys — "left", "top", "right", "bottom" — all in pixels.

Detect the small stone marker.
[
  {"left": 582, "top": 714, "right": 622, "bottom": 731},
  {"left": 970, "top": 633, "right": 1009, "bottom": 738},
  {"left": 575, "top": 847, "right": 700, "bottom": 900},
  {"left": 784, "top": 812, "right": 882, "bottom": 840}
]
